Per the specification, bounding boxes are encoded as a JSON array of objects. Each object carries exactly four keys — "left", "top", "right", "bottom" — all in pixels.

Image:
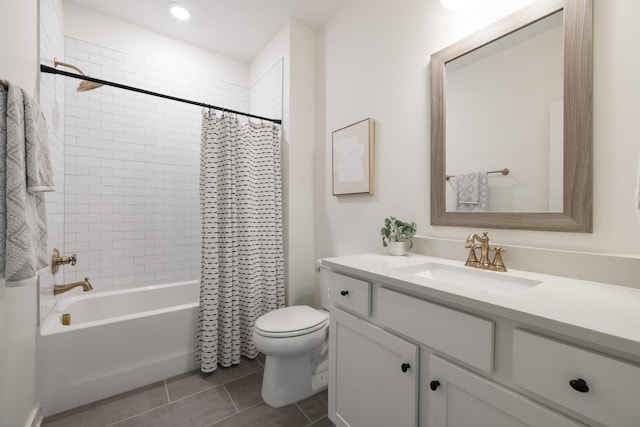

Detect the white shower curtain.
[{"left": 196, "top": 111, "right": 284, "bottom": 372}]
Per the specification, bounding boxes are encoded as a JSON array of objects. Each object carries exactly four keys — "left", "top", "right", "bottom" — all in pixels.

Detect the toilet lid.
[{"left": 255, "top": 306, "right": 328, "bottom": 338}]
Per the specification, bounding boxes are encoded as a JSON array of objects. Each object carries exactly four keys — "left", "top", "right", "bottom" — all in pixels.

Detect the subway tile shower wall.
[
  {"left": 63, "top": 37, "right": 251, "bottom": 288},
  {"left": 39, "top": 0, "right": 66, "bottom": 320},
  {"left": 250, "top": 59, "right": 284, "bottom": 121}
]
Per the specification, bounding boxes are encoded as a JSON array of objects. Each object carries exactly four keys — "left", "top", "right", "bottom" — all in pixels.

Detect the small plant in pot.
[{"left": 380, "top": 216, "right": 417, "bottom": 256}]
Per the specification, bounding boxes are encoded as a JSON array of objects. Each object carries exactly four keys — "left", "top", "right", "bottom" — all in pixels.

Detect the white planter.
[{"left": 387, "top": 241, "right": 408, "bottom": 256}]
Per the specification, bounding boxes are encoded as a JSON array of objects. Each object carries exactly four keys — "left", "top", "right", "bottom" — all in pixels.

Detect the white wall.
[
  {"left": 59, "top": 36, "right": 249, "bottom": 289},
  {"left": 55, "top": 5, "right": 255, "bottom": 291},
  {"left": 250, "top": 58, "right": 284, "bottom": 122},
  {"left": 36, "top": 4, "right": 292, "bottom": 296},
  {"left": 288, "top": 21, "right": 317, "bottom": 305},
  {"left": 316, "top": 0, "right": 640, "bottom": 266},
  {"left": 251, "top": 21, "right": 317, "bottom": 306},
  {"left": 0, "top": 1, "right": 40, "bottom": 425},
  {"left": 63, "top": 2, "right": 248, "bottom": 87}
]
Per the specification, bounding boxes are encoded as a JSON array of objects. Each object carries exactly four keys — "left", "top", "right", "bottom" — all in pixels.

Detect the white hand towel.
[
  {"left": 1, "top": 83, "right": 55, "bottom": 287},
  {"left": 455, "top": 172, "right": 489, "bottom": 212}
]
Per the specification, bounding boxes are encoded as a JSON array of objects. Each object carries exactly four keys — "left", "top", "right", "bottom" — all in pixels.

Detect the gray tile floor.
[{"left": 42, "top": 356, "right": 335, "bottom": 427}]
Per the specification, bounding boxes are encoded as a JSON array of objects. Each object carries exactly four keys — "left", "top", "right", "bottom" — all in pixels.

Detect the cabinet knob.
[
  {"left": 569, "top": 378, "right": 589, "bottom": 393},
  {"left": 340, "top": 290, "right": 349, "bottom": 296},
  {"left": 401, "top": 363, "right": 411, "bottom": 373},
  {"left": 430, "top": 380, "right": 440, "bottom": 391}
]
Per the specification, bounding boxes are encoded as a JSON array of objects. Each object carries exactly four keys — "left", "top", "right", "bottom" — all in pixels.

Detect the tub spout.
[{"left": 54, "top": 277, "right": 93, "bottom": 295}]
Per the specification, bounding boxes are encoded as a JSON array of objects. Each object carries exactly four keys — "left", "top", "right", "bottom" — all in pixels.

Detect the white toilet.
[{"left": 253, "top": 263, "right": 331, "bottom": 407}]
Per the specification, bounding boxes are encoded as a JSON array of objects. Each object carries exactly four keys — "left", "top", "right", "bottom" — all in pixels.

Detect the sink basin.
[{"left": 392, "top": 262, "right": 541, "bottom": 296}]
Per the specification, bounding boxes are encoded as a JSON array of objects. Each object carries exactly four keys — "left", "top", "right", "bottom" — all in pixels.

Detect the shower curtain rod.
[{"left": 40, "top": 64, "right": 282, "bottom": 125}]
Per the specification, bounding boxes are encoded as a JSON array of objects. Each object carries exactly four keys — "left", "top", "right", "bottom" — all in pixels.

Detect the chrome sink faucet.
[{"left": 465, "top": 232, "right": 507, "bottom": 272}]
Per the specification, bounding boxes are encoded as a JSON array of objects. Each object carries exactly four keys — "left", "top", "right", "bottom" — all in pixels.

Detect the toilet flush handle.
[{"left": 340, "top": 290, "right": 349, "bottom": 296}]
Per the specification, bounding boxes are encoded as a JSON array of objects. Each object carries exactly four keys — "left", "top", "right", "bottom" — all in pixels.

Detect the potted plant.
[{"left": 380, "top": 216, "right": 417, "bottom": 256}]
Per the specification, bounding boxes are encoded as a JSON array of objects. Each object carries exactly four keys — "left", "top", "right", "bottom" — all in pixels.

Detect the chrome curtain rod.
[{"left": 40, "top": 64, "right": 282, "bottom": 125}]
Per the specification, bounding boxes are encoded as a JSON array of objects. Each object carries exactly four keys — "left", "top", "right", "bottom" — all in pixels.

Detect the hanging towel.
[
  {"left": 0, "top": 83, "right": 55, "bottom": 287},
  {"left": 455, "top": 172, "right": 489, "bottom": 212},
  {"left": 24, "top": 93, "right": 55, "bottom": 193}
]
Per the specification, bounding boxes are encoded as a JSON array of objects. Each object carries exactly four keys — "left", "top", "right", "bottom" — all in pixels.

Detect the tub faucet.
[{"left": 54, "top": 277, "right": 93, "bottom": 295}]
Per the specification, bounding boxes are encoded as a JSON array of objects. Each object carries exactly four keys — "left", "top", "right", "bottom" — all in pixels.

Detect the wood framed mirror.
[{"left": 430, "top": 0, "right": 592, "bottom": 232}]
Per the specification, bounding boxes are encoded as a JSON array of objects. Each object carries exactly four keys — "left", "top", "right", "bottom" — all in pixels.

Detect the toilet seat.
[{"left": 255, "top": 306, "right": 328, "bottom": 338}]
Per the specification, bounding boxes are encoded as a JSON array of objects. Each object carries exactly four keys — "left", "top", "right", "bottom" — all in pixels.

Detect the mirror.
[
  {"left": 446, "top": 11, "right": 564, "bottom": 213},
  {"left": 430, "top": 0, "right": 592, "bottom": 232}
]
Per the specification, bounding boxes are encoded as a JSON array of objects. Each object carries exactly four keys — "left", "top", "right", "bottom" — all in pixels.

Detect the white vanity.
[{"left": 323, "top": 253, "right": 640, "bottom": 427}]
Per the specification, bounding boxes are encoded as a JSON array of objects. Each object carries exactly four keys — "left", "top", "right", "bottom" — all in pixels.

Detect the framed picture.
[{"left": 332, "top": 118, "right": 375, "bottom": 195}]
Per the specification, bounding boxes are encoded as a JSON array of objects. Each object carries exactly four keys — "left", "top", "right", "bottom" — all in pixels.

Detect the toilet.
[{"left": 253, "top": 262, "right": 331, "bottom": 407}]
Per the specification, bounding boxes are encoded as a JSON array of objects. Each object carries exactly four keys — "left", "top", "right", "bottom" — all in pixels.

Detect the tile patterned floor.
[{"left": 42, "top": 356, "right": 335, "bottom": 427}]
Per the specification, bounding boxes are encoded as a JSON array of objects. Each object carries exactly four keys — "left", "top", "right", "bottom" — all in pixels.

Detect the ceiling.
[{"left": 66, "top": 0, "right": 351, "bottom": 62}]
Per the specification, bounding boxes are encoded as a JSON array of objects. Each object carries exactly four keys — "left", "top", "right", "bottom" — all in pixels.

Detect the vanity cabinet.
[
  {"left": 329, "top": 307, "right": 419, "bottom": 427},
  {"left": 325, "top": 263, "right": 640, "bottom": 427}
]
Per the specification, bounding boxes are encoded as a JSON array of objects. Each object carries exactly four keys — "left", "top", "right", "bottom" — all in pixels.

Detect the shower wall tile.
[
  {"left": 63, "top": 38, "right": 250, "bottom": 290},
  {"left": 250, "top": 58, "right": 284, "bottom": 121},
  {"left": 39, "top": 0, "right": 66, "bottom": 323}
]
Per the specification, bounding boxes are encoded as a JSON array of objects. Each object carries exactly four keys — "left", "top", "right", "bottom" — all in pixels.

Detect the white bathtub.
[{"left": 38, "top": 280, "right": 200, "bottom": 416}]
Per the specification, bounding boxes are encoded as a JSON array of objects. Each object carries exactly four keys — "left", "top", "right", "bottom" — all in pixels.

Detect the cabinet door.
[
  {"left": 428, "top": 356, "right": 584, "bottom": 427},
  {"left": 329, "top": 308, "right": 419, "bottom": 427}
]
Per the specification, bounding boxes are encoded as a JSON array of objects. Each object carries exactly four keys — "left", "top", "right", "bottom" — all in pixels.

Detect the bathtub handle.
[{"left": 52, "top": 248, "right": 77, "bottom": 274}]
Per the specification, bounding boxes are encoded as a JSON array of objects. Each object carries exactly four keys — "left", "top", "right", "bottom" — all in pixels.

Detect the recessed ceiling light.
[
  {"left": 440, "top": 0, "right": 471, "bottom": 11},
  {"left": 168, "top": 2, "right": 190, "bottom": 20}
]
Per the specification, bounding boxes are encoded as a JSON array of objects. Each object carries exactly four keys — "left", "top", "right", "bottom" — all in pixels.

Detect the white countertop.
[{"left": 322, "top": 253, "right": 640, "bottom": 359}]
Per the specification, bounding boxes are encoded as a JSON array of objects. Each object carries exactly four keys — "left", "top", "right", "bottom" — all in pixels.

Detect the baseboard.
[{"left": 26, "top": 404, "right": 42, "bottom": 427}]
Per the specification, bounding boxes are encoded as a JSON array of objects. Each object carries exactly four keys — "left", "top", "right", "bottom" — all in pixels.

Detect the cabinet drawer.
[
  {"left": 328, "top": 271, "right": 371, "bottom": 317},
  {"left": 513, "top": 329, "right": 640, "bottom": 427},
  {"left": 377, "top": 287, "right": 494, "bottom": 373}
]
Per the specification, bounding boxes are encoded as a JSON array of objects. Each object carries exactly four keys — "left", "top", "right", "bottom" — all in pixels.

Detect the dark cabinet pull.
[
  {"left": 569, "top": 378, "right": 589, "bottom": 393},
  {"left": 401, "top": 363, "right": 411, "bottom": 373},
  {"left": 340, "top": 290, "right": 349, "bottom": 296},
  {"left": 430, "top": 380, "right": 440, "bottom": 391}
]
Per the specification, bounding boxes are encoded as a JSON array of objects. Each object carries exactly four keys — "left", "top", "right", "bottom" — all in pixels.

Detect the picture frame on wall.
[{"left": 332, "top": 118, "right": 375, "bottom": 195}]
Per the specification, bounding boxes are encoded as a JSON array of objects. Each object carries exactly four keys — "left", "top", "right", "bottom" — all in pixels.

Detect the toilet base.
[{"left": 261, "top": 352, "right": 328, "bottom": 407}]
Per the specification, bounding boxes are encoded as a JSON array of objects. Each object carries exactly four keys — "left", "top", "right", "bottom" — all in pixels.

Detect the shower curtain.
[{"left": 196, "top": 111, "right": 284, "bottom": 372}]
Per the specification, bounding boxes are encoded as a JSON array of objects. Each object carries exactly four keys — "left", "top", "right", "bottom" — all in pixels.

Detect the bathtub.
[{"left": 38, "top": 280, "right": 200, "bottom": 416}]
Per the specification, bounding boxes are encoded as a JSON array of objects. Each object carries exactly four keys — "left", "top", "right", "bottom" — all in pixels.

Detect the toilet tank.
[{"left": 317, "top": 261, "right": 332, "bottom": 310}]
